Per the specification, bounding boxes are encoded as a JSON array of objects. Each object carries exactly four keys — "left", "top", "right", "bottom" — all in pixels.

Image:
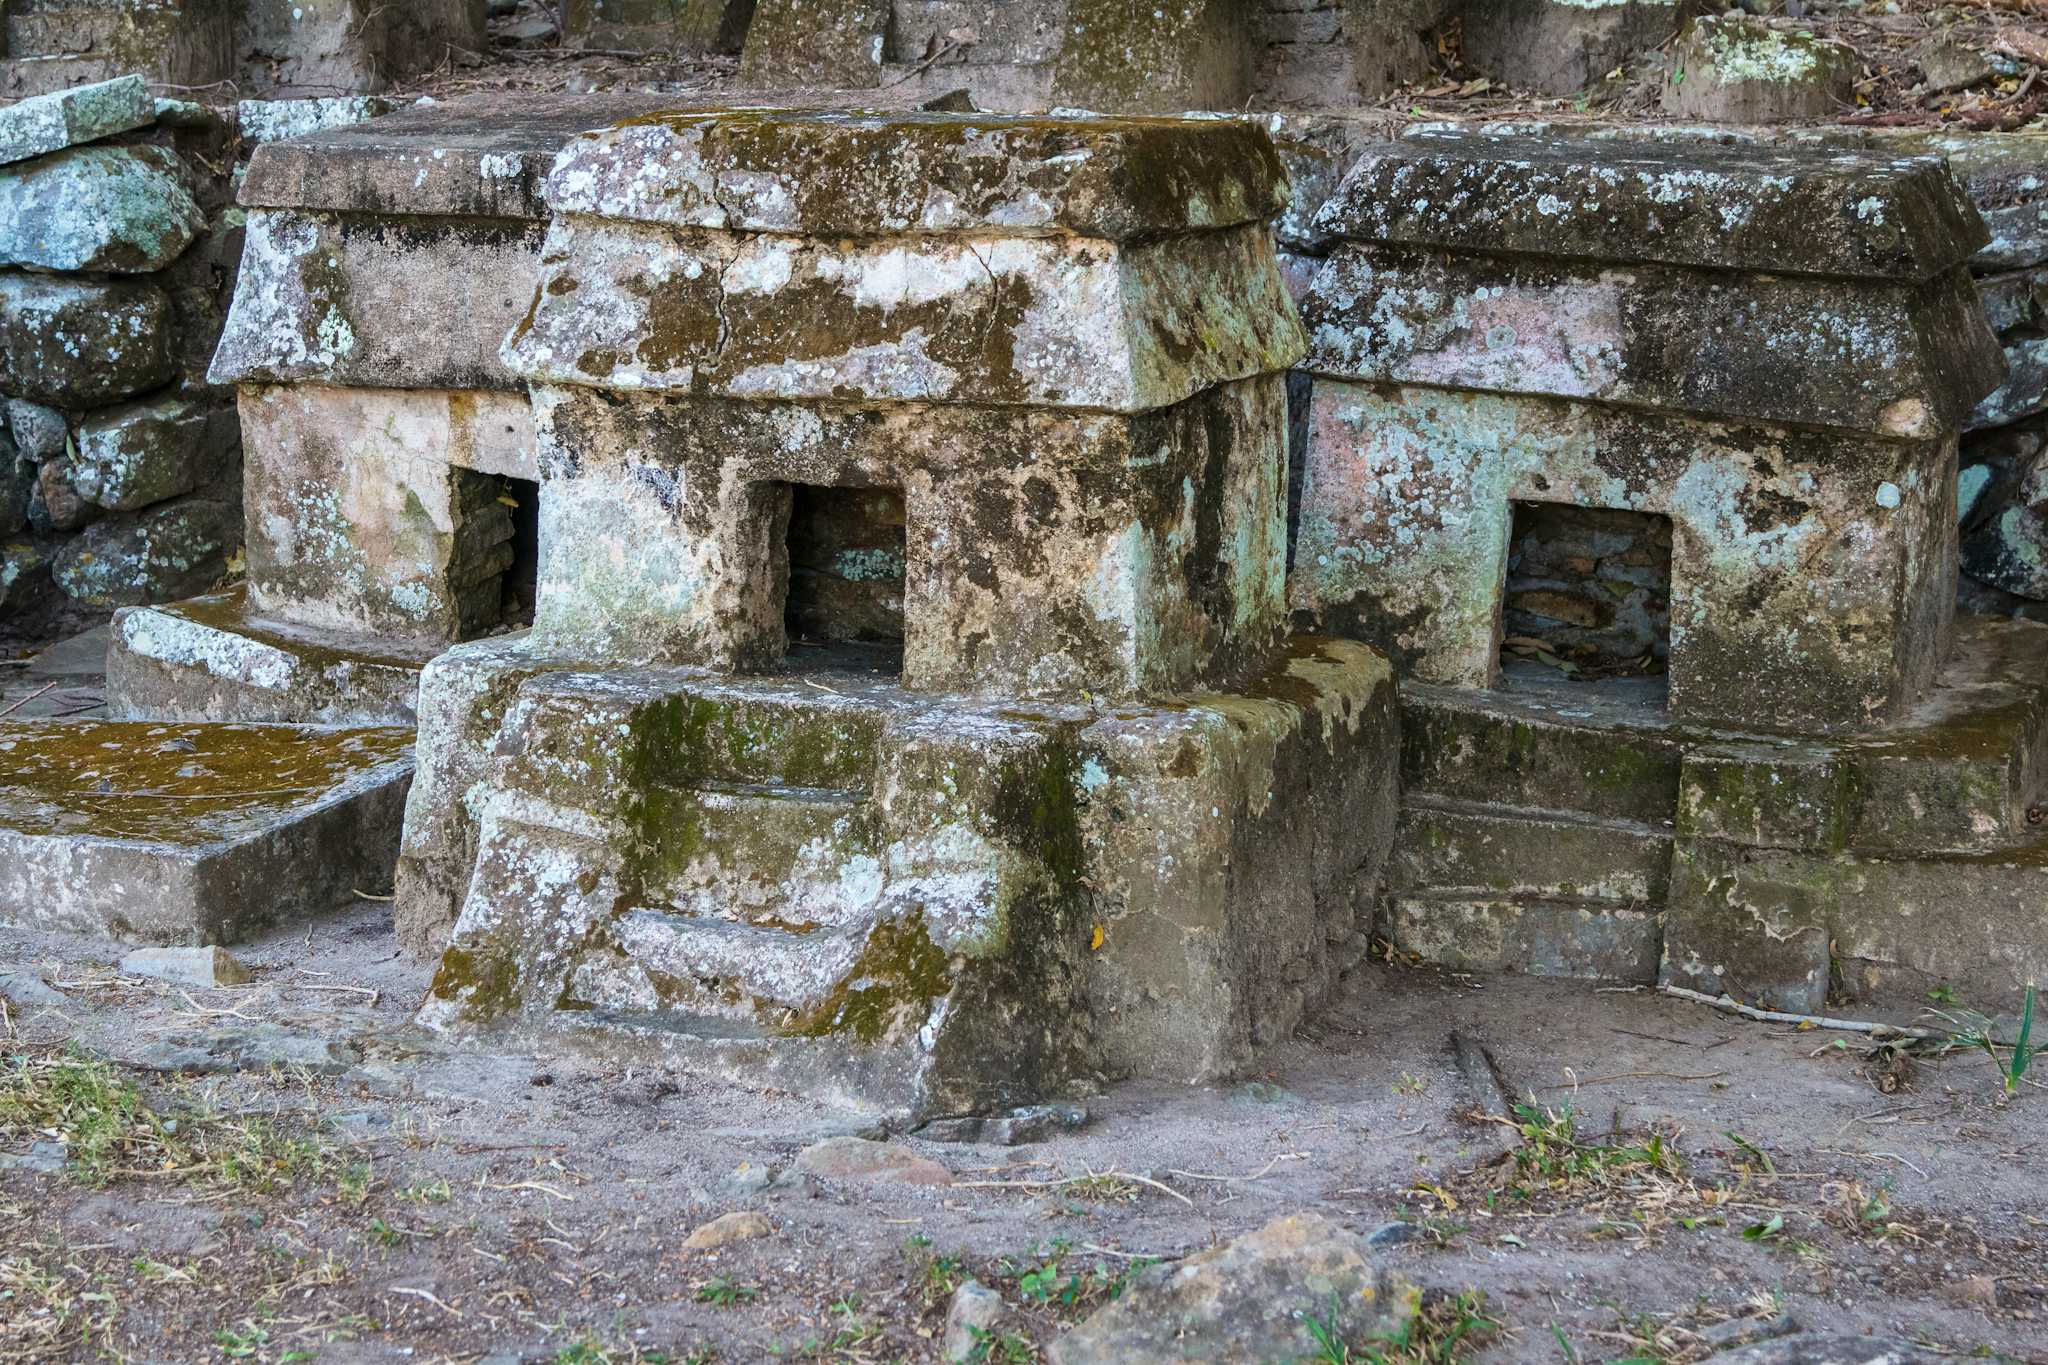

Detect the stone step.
[
  {"left": 0, "top": 717, "right": 413, "bottom": 944},
  {"left": 1384, "top": 894, "right": 1662, "bottom": 985},
  {"left": 610, "top": 908, "right": 868, "bottom": 1019},
  {"left": 642, "top": 780, "right": 884, "bottom": 929},
  {"left": 106, "top": 588, "right": 442, "bottom": 727},
  {"left": 0, "top": 3, "right": 234, "bottom": 95},
  {"left": 1405, "top": 616, "right": 2048, "bottom": 855},
  {"left": 1390, "top": 797, "right": 1672, "bottom": 906}
]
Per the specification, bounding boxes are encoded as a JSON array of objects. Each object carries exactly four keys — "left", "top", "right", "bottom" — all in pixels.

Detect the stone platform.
[
  {"left": 0, "top": 718, "right": 413, "bottom": 944},
  {"left": 1389, "top": 614, "right": 2048, "bottom": 1016},
  {"left": 106, "top": 587, "right": 442, "bottom": 726},
  {"left": 411, "top": 635, "right": 1398, "bottom": 1117}
]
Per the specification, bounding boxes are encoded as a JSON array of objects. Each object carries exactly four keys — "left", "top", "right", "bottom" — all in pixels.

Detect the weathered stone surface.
[
  {"left": 738, "top": 0, "right": 887, "bottom": 86},
  {"left": 239, "top": 385, "right": 527, "bottom": 641},
  {"left": 0, "top": 429, "right": 28, "bottom": 536},
  {"left": 1328, "top": 134, "right": 1988, "bottom": 281},
  {"left": 793, "top": 1137, "right": 953, "bottom": 1185},
  {"left": 237, "top": 92, "right": 679, "bottom": 222},
  {"left": 1293, "top": 383, "right": 1961, "bottom": 732},
  {"left": 1971, "top": 336, "right": 2048, "bottom": 431},
  {"left": 1975, "top": 267, "right": 2047, "bottom": 336},
  {"left": 540, "top": 110, "right": 1290, "bottom": 243},
  {"left": 524, "top": 380, "right": 1287, "bottom": 698},
  {"left": 50, "top": 497, "right": 240, "bottom": 607},
  {"left": 1302, "top": 245, "right": 2000, "bottom": 437},
  {"left": 511, "top": 218, "right": 1299, "bottom": 412},
  {"left": 1465, "top": 0, "right": 1692, "bottom": 97},
  {"left": 0, "top": 144, "right": 204, "bottom": 273},
  {"left": 1049, "top": 1214, "right": 1419, "bottom": 1365},
  {"left": 1661, "top": 16, "right": 1858, "bottom": 123},
  {"left": 1388, "top": 896, "right": 1663, "bottom": 981},
  {"left": 209, "top": 209, "right": 546, "bottom": 392},
  {"left": 3, "top": 397, "right": 65, "bottom": 463},
  {"left": 1255, "top": 0, "right": 1450, "bottom": 105},
  {"left": 0, "top": 272, "right": 176, "bottom": 407},
  {"left": 72, "top": 393, "right": 231, "bottom": 512},
  {"left": 941, "top": 1280, "right": 1011, "bottom": 1362},
  {"left": 236, "top": 0, "right": 484, "bottom": 97},
  {"left": 1051, "top": 0, "right": 1251, "bottom": 113},
  {"left": 0, "top": 719, "right": 414, "bottom": 944},
  {"left": 1915, "top": 40, "right": 1996, "bottom": 96},
  {"left": 106, "top": 588, "right": 442, "bottom": 726},
  {"left": 0, "top": 75, "right": 154, "bottom": 167},
  {"left": 407, "top": 636, "right": 1398, "bottom": 1110},
  {"left": 0, "top": 537, "right": 54, "bottom": 614},
  {"left": 32, "top": 456, "right": 99, "bottom": 533},
  {"left": 881, "top": 0, "right": 1066, "bottom": 110},
  {"left": 118, "top": 945, "right": 252, "bottom": 988},
  {"left": 1961, "top": 453, "right": 2048, "bottom": 600},
  {"left": 564, "top": 0, "right": 751, "bottom": 52},
  {"left": 235, "top": 96, "right": 394, "bottom": 145},
  {"left": 1392, "top": 800, "right": 1671, "bottom": 905}
]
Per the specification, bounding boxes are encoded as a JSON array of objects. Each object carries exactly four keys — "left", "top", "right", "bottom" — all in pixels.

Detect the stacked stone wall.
[{"left": 1, "top": 79, "right": 243, "bottom": 648}]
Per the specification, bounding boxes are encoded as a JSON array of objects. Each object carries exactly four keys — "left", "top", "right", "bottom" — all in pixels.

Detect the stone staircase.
[{"left": 1387, "top": 615, "right": 2048, "bottom": 1016}]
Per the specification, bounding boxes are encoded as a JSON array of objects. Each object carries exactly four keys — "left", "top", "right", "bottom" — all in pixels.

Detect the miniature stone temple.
[
  {"left": 1294, "top": 131, "right": 2048, "bottom": 1014},
  {"left": 397, "top": 110, "right": 1401, "bottom": 1115},
  {"left": 106, "top": 97, "right": 670, "bottom": 726}
]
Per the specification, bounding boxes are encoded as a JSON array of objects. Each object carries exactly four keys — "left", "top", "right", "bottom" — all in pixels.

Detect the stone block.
[
  {"left": 1391, "top": 800, "right": 1672, "bottom": 906},
  {"left": 209, "top": 208, "right": 547, "bottom": 393},
  {"left": 412, "top": 637, "right": 1397, "bottom": 1113},
  {"left": 0, "top": 430, "right": 27, "bottom": 536},
  {"left": 0, "top": 272, "right": 176, "bottom": 408},
  {"left": 738, "top": 0, "right": 888, "bottom": 86},
  {"left": 1661, "top": 838, "right": 1832, "bottom": 1012},
  {"left": 1294, "top": 383, "right": 1961, "bottom": 732},
  {"left": 239, "top": 385, "right": 525, "bottom": 642},
  {"left": 0, "top": 718, "right": 413, "bottom": 944},
  {"left": 73, "top": 393, "right": 232, "bottom": 513},
  {"left": 51, "top": 497, "right": 239, "bottom": 607},
  {"left": 1386, "top": 897, "right": 1662, "bottom": 982},
  {"left": 1661, "top": 15, "right": 1857, "bottom": 124},
  {"left": 1401, "top": 673, "right": 1682, "bottom": 823},
  {"left": 236, "top": 0, "right": 485, "bottom": 96},
  {"left": 4, "top": 397, "right": 65, "bottom": 463},
  {"left": 1051, "top": 0, "right": 1252, "bottom": 113},
  {"left": 106, "top": 587, "right": 442, "bottom": 726},
  {"left": 525, "top": 378, "right": 1287, "bottom": 698},
  {"left": 1975, "top": 267, "right": 2047, "bottom": 337},
  {"left": 1972, "top": 336, "right": 2048, "bottom": 432},
  {"left": 31, "top": 455, "right": 100, "bottom": 533},
  {"left": 1465, "top": 0, "right": 1693, "bottom": 97},
  {"left": 1318, "top": 135, "right": 1989, "bottom": 281},
  {"left": 0, "top": 144, "right": 204, "bottom": 273},
  {"left": 235, "top": 95, "right": 394, "bottom": 145},
  {"left": 0, "top": 535, "right": 53, "bottom": 614},
  {"left": 0, "top": 75, "right": 153, "bottom": 167}
]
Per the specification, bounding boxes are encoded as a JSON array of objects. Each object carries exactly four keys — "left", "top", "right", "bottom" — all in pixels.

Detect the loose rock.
[
  {"left": 792, "top": 1137, "right": 954, "bottom": 1186},
  {"left": 680, "top": 1210, "right": 775, "bottom": 1251},
  {"left": 0, "top": 272, "right": 177, "bottom": 408},
  {"left": 1698, "top": 1333, "right": 1942, "bottom": 1364},
  {"left": 0, "top": 76, "right": 155, "bottom": 168},
  {"left": 1662, "top": 15, "right": 1857, "bottom": 123},
  {"left": 942, "top": 1280, "right": 1012, "bottom": 1362},
  {"left": 3, "top": 398, "right": 67, "bottom": 464},
  {"left": 33, "top": 458, "right": 101, "bottom": 533},
  {"left": 50, "top": 497, "right": 239, "bottom": 606},
  {"left": 0, "top": 145, "right": 205, "bottom": 273},
  {"left": 0, "top": 968, "right": 69, "bottom": 1007},
  {"left": 72, "top": 393, "right": 224, "bottom": 512},
  {"left": 1048, "top": 1213, "right": 1420, "bottom": 1364}
]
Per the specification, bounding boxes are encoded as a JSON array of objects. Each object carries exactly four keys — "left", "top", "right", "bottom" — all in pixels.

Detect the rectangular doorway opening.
[
  {"left": 783, "top": 483, "right": 906, "bottom": 675},
  {"left": 1500, "top": 503, "right": 1671, "bottom": 694},
  {"left": 501, "top": 474, "right": 540, "bottom": 630}
]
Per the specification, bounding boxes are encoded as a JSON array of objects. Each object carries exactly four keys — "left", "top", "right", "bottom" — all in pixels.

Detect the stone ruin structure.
[
  {"left": 396, "top": 110, "right": 1398, "bottom": 1113},
  {"left": 3, "top": 0, "right": 2048, "bottom": 1121}
]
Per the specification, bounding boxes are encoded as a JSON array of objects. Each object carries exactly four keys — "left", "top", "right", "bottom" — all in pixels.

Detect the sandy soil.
[{"left": 2, "top": 903, "right": 2042, "bottom": 1364}]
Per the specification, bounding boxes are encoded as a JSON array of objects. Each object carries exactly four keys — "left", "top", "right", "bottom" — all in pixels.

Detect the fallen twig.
[
  {"left": 1540, "top": 1070, "right": 1728, "bottom": 1089},
  {"left": 391, "top": 1286, "right": 463, "bottom": 1319},
  {"left": 0, "top": 681, "right": 59, "bottom": 717},
  {"left": 1164, "top": 1152, "right": 1305, "bottom": 1184},
  {"left": 953, "top": 1166, "right": 1197, "bottom": 1209},
  {"left": 1657, "top": 985, "right": 1941, "bottom": 1039}
]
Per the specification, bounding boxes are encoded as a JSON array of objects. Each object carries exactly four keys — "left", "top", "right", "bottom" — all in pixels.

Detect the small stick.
[
  {"left": 0, "top": 681, "right": 59, "bottom": 717},
  {"left": 290, "top": 983, "right": 380, "bottom": 1004},
  {"left": 351, "top": 889, "right": 395, "bottom": 902},
  {"left": 390, "top": 1286, "right": 463, "bottom": 1319},
  {"left": 1657, "top": 985, "right": 1941, "bottom": 1039},
  {"left": 1539, "top": 1070, "right": 1727, "bottom": 1089},
  {"left": 1164, "top": 1153, "right": 1303, "bottom": 1184}
]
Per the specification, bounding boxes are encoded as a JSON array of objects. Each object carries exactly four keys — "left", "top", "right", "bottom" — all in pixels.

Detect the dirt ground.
[{"left": 2, "top": 904, "right": 2042, "bottom": 1364}]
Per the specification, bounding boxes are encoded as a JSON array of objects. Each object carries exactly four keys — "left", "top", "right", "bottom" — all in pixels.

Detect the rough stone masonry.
[{"left": 398, "top": 109, "right": 1402, "bottom": 1118}]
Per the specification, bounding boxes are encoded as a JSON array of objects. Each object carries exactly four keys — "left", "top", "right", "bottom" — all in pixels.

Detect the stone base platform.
[
  {"left": 405, "top": 635, "right": 1399, "bottom": 1118},
  {"left": 1391, "top": 614, "right": 2048, "bottom": 1018},
  {"left": 106, "top": 587, "right": 445, "bottom": 726},
  {"left": 0, "top": 719, "right": 413, "bottom": 944}
]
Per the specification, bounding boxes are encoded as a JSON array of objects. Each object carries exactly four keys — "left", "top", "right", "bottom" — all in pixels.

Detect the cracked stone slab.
[
  {"left": 0, "top": 76, "right": 155, "bottom": 167},
  {"left": 0, "top": 719, "right": 414, "bottom": 944}
]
